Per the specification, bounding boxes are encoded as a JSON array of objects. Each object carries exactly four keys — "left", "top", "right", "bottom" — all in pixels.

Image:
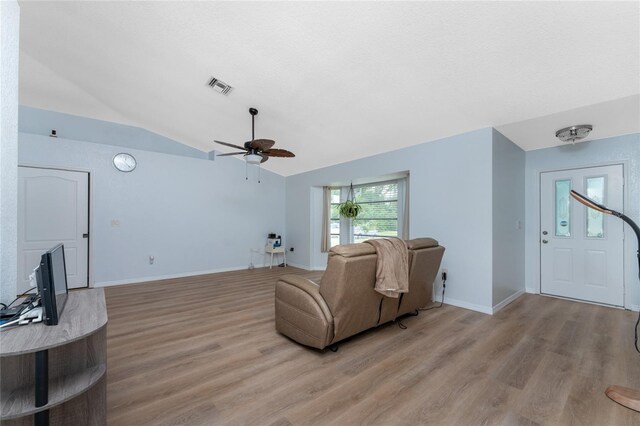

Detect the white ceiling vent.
[{"left": 208, "top": 77, "right": 233, "bottom": 95}]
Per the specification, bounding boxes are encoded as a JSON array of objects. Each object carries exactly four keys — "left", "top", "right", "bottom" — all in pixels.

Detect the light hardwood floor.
[{"left": 105, "top": 267, "right": 640, "bottom": 425}]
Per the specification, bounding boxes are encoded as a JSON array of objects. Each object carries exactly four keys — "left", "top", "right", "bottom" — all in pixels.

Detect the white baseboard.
[
  {"left": 492, "top": 290, "right": 525, "bottom": 314},
  {"left": 285, "top": 262, "right": 310, "bottom": 270},
  {"left": 433, "top": 294, "right": 492, "bottom": 315},
  {"left": 282, "top": 262, "right": 325, "bottom": 271},
  {"left": 525, "top": 286, "right": 639, "bottom": 314},
  {"left": 94, "top": 262, "right": 326, "bottom": 288},
  {"left": 93, "top": 265, "right": 248, "bottom": 287}
]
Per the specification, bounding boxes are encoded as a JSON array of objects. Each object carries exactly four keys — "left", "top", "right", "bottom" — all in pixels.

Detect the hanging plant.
[{"left": 338, "top": 183, "right": 362, "bottom": 219}]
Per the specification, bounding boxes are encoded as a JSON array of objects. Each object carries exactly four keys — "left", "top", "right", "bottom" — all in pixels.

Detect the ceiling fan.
[{"left": 214, "top": 108, "right": 295, "bottom": 164}]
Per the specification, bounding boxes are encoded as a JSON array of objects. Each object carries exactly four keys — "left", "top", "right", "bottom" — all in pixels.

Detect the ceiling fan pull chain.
[
  {"left": 245, "top": 161, "right": 248, "bottom": 180},
  {"left": 258, "top": 164, "right": 261, "bottom": 184}
]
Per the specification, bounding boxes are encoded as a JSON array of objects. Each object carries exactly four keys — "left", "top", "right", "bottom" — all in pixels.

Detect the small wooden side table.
[{"left": 265, "top": 245, "right": 286, "bottom": 269}]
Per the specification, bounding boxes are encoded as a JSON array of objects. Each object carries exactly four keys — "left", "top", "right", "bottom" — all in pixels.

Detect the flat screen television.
[{"left": 37, "top": 243, "right": 69, "bottom": 325}]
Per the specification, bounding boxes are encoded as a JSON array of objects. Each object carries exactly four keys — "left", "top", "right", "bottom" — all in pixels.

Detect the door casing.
[
  {"left": 533, "top": 160, "right": 630, "bottom": 309},
  {"left": 539, "top": 164, "right": 624, "bottom": 306},
  {"left": 18, "top": 163, "right": 94, "bottom": 290}
]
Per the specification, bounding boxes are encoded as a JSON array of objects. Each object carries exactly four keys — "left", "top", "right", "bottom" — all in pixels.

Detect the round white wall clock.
[{"left": 113, "top": 153, "right": 137, "bottom": 172}]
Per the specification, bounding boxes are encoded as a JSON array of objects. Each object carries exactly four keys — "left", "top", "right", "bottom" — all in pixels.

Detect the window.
[
  {"left": 585, "top": 176, "right": 606, "bottom": 238},
  {"left": 329, "top": 188, "right": 341, "bottom": 248},
  {"left": 328, "top": 178, "right": 407, "bottom": 247},
  {"left": 352, "top": 182, "right": 399, "bottom": 243},
  {"left": 555, "top": 179, "right": 571, "bottom": 237}
]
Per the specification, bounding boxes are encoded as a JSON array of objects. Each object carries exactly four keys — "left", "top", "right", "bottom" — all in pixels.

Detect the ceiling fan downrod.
[{"left": 249, "top": 107, "right": 258, "bottom": 141}]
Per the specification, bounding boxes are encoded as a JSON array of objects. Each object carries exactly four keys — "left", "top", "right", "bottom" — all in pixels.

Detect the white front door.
[
  {"left": 540, "top": 164, "right": 624, "bottom": 306},
  {"left": 18, "top": 167, "right": 89, "bottom": 292}
]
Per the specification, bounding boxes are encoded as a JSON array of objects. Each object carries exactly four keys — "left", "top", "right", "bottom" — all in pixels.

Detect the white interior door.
[
  {"left": 18, "top": 167, "right": 89, "bottom": 292},
  {"left": 540, "top": 164, "right": 624, "bottom": 306}
]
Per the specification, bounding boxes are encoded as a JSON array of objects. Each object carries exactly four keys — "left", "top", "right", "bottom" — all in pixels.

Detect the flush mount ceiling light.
[{"left": 555, "top": 124, "right": 593, "bottom": 143}]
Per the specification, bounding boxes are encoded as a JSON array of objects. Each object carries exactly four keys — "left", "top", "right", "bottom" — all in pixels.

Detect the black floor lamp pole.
[{"left": 570, "top": 190, "right": 640, "bottom": 412}]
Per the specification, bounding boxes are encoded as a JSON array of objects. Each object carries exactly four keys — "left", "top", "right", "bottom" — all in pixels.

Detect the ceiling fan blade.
[
  {"left": 249, "top": 139, "right": 276, "bottom": 151},
  {"left": 216, "top": 152, "right": 246, "bottom": 157},
  {"left": 260, "top": 154, "right": 269, "bottom": 163},
  {"left": 214, "top": 140, "right": 247, "bottom": 151},
  {"left": 263, "top": 148, "right": 295, "bottom": 158}
]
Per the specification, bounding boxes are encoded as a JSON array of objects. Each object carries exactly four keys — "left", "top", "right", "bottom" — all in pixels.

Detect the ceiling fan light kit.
[
  {"left": 245, "top": 153, "right": 263, "bottom": 165},
  {"left": 555, "top": 124, "right": 593, "bottom": 143}
]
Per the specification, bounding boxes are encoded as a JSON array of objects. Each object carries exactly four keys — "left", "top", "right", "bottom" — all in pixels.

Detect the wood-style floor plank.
[{"left": 104, "top": 267, "right": 640, "bottom": 425}]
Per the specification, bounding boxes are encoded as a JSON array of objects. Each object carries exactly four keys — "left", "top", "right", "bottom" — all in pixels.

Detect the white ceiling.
[
  {"left": 18, "top": 1, "right": 640, "bottom": 176},
  {"left": 496, "top": 94, "right": 640, "bottom": 151}
]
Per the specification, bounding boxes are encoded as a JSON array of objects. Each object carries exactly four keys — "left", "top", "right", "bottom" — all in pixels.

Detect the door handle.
[
  {"left": 82, "top": 233, "right": 89, "bottom": 239},
  {"left": 542, "top": 239, "right": 548, "bottom": 244},
  {"left": 542, "top": 231, "right": 548, "bottom": 235}
]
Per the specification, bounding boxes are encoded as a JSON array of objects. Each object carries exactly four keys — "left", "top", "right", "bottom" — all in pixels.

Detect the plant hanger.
[{"left": 338, "top": 183, "right": 362, "bottom": 219}]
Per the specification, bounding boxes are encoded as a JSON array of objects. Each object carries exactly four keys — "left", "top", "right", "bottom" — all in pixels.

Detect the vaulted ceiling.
[{"left": 18, "top": 1, "right": 640, "bottom": 176}]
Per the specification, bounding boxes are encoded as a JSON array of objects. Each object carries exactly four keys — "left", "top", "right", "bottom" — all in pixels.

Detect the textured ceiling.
[
  {"left": 496, "top": 94, "right": 640, "bottom": 151},
  {"left": 18, "top": 1, "right": 640, "bottom": 176}
]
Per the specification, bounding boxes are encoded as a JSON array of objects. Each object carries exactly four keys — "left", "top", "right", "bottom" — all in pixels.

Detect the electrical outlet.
[
  {"left": 441, "top": 268, "right": 448, "bottom": 281},
  {"left": 290, "top": 247, "right": 294, "bottom": 252},
  {"left": 149, "top": 255, "right": 155, "bottom": 265}
]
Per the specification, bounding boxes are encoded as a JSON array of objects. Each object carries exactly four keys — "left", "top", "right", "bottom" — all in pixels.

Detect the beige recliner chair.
[{"left": 274, "top": 238, "right": 445, "bottom": 350}]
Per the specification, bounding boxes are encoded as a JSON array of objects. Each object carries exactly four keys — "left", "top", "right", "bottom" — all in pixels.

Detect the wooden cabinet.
[{"left": 0, "top": 289, "right": 107, "bottom": 425}]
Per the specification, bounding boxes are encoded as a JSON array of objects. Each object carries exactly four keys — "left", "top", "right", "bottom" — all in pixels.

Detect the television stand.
[{"left": 0, "top": 289, "right": 107, "bottom": 425}]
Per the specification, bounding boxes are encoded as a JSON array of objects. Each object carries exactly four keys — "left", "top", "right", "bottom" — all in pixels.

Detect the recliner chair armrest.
[
  {"left": 276, "top": 275, "right": 333, "bottom": 323},
  {"left": 275, "top": 275, "right": 334, "bottom": 349}
]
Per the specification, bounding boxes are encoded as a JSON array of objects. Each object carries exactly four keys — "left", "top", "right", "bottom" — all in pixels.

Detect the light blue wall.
[
  {"left": 286, "top": 128, "right": 495, "bottom": 312},
  {"left": 20, "top": 106, "right": 210, "bottom": 160},
  {"left": 18, "top": 111, "right": 286, "bottom": 288},
  {"left": 17, "top": 104, "right": 632, "bottom": 313},
  {"left": 492, "top": 129, "right": 525, "bottom": 306},
  {"left": 0, "top": 0, "right": 20, "bottom": 303},
  {"left": 525, "top": 133, "right": 640, "bottom": 310}
]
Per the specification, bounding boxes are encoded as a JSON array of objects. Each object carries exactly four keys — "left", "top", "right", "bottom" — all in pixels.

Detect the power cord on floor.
[
  {"left": 420, "top": 273, "right": 446, "bottom": 311},
  {"left": 634, "top": 268, "right": 640, "bottom": 354},
  {"left": 635, "top": 310, "right": 639, "bottom": 354},
  {"left": 397, "top": 273, "right": 447, "bottom": 329}
]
